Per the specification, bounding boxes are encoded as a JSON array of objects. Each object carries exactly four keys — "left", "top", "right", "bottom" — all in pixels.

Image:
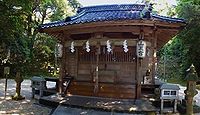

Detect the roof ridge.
[
  {"left": 78, "top": 4, "right": 145, "bottom": 9},
  {"left": 77, "top": 4, "right": 146, "bottom": 13},
  {"left": 67, "top": 4, "right": 146, "bottom": 22}
]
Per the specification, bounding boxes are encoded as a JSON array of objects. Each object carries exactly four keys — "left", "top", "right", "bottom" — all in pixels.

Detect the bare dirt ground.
[{"left": 0, "top": 79, "right": 52, "bottom": 115}]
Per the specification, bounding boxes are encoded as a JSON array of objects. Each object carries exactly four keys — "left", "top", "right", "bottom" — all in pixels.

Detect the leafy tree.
[
  {"left": 157, "top": 0, "right": 200, "bottom": 83},
  {"left": 13, "top": 0, "right": 78, "bottom": 77},
  {"left": 0, "top": 0, "right": 80, "bottom": 99},
  {"left": 176, "top": 0, "right": 200, "bottom": 76},
  {"left": 157, "top": 37, "right": 189, "bottom": 82},
  {"left": 0, "top": 0, "right": 32, "bottom": 100},
  {"left": 68, "top": 0, "right": 82, "bottom": 12}
]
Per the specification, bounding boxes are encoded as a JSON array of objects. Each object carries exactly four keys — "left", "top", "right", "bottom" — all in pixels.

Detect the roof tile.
[{"left": 39, "top": 4, "right": 185, "bottom": 29}]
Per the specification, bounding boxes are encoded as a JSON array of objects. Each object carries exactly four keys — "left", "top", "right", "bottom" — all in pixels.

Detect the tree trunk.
[{"left": 12, "top": 71, "right": 25, "bottom": 100}]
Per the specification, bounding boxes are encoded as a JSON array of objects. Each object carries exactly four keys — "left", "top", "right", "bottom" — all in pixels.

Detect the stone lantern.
[{"left": 184, "top": 64, "right": 198, "bottom": 115}]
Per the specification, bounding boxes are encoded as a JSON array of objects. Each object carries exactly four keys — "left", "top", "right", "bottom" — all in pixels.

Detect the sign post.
[{"left": 4, "top": 66, "right": 10, "bottom": 98}]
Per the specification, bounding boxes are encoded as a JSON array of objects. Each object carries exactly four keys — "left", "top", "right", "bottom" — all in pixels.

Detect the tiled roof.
[
  {"left": 39, "top": 4, "right": 185, "bottom": 29},
  {"left": 160, "top": 83, "right": 180, "bottom": 90}
]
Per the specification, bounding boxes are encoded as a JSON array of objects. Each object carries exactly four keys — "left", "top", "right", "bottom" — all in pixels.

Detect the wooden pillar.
[
  {"left": 136, "top": 57, "right": 142, "bottom": 98},
  {"left": 94, "top": 42, "right": 100, "bottom": 94},
  {"left": 59, "top": 40, "right": 66, "bottom": 94},
  {"left": 151, "top": 27, "right": 157, "bottom": 84},
  {"left": 136, "top": 30, "right": 144, "bottom": 99}
]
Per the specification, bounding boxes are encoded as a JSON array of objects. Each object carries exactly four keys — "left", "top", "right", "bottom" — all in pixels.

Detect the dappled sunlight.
[
  {"left": 0, "top": 79, "right": 51, "bottom": 115},
  {"left": 0, "top": 96, "right": 51, "bottom": 114},
  {"left": 4, "top": 109, "right": 20, "bottom": 114},
  {"left": 0, "top": 111, "right": 6, "bottom": 114},
  {"left": 129, "top": 106, "right": 137, "bottom": 111},
  {"left": 80, "top": 111, "right": 88, "bottom": 114},
  {"left": 96, "top": 101, "right": 122, "bottom": 107}
]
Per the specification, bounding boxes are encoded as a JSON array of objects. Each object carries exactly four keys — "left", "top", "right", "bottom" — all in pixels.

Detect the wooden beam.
[
  {"left": 155, "top": 20, "right": 186, "bottom": 29},
  {"left": 157, "top": 28, "right": 179, "bottom": 33},
  {"left": 44, "top": 25, "right": 181, "bottom": 48},
  {"left": 41, "top": 20, "right": 155, "bottom": 33},
  {"left": 64, "top": 39, "right": 152, "bottom": 47},
  {"left": 48, "top": 32, "right": 64, "bottom": 41},
  {"left": 41, "top": 20, "right": 185, "bottom": 34},
  {"left": 48, "top": 26, "right": 154, "bottom": 37},
  {"left": 67, "top": 26, "right": 140, "bottom": 35}
]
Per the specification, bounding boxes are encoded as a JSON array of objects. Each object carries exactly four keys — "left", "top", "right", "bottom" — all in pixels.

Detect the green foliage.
[
  {"left": 157, "top": 37, "right": 189, "bottom": 82},
  {"left": 0, "top": 0, "right": 30, "bottom": 64},
  {"left": 0, "top": 0, "right": 80, "bottom": 78},
  {"left": 68, "top": 0, "right": 82, "bottom": 12},
  {"left": 0, "top": 0, "right": 24, "bottom": 54},
  {"left": 176, "top": 0, "right": 200, "bottom": 77},
  {"left": 27, "top": 34, "right": 57, "bottom": 77},
  {"left": 158, "top": 0, "right": 200, "bottom": 83}
]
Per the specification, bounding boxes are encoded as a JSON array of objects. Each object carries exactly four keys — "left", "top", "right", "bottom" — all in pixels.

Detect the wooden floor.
[{"left": 39, "top": 94, "right": 158, "bottom": 114}]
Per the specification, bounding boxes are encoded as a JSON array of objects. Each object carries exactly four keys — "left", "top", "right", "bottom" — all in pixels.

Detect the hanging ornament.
[
  {"left": 70, "top": 41, "right": 75, "bottom": 53},
  {"left": 123, "top": 40, "right": 128, "bottom": 53},
  {"left": 106, "top": 40, "right": 112, "bottom": 53},
  {"left": 85, "top": 40, "right": 90, "bottom": 52}
]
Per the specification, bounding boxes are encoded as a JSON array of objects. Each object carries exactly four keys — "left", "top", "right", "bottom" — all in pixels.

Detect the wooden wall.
[{"left": 66, "top": 46, "right": 146, "bottom": 99}]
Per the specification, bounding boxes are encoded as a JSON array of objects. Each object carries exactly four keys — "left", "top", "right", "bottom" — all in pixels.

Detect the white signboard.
[{"left": 136, "top": 40, "right": 146, "bottom": 58}]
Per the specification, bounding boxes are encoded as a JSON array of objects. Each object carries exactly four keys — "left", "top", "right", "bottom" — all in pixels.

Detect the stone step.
[{"left": 52, "top": 105, "right": 148, "bottom": 115}]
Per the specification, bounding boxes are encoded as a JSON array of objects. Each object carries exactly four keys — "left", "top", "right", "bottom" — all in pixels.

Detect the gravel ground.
[
  {"left": 0, "top": 79, "right": 200, "bottom": 115},
  {"left": 0, "top": 79, "right": 52, "bottom": 115}
]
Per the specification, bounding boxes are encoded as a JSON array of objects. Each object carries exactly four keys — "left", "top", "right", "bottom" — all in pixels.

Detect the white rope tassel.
[
  {"left": 123, "top": 40, "right": 128, "bottom": 53},
  {"left": 70, "top": 41, "right": 75, "bottom": 53},
  {"left": 106, "top": 40, "right": 112, "bottom": 53},
  {"left": 86, "top": 40, "right": 90, "bottom": 52}
]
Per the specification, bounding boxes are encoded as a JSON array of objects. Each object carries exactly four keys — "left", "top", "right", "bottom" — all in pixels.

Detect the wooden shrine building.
[{"left": 39, "top": 4, "right": 185, "bottom": 99}]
